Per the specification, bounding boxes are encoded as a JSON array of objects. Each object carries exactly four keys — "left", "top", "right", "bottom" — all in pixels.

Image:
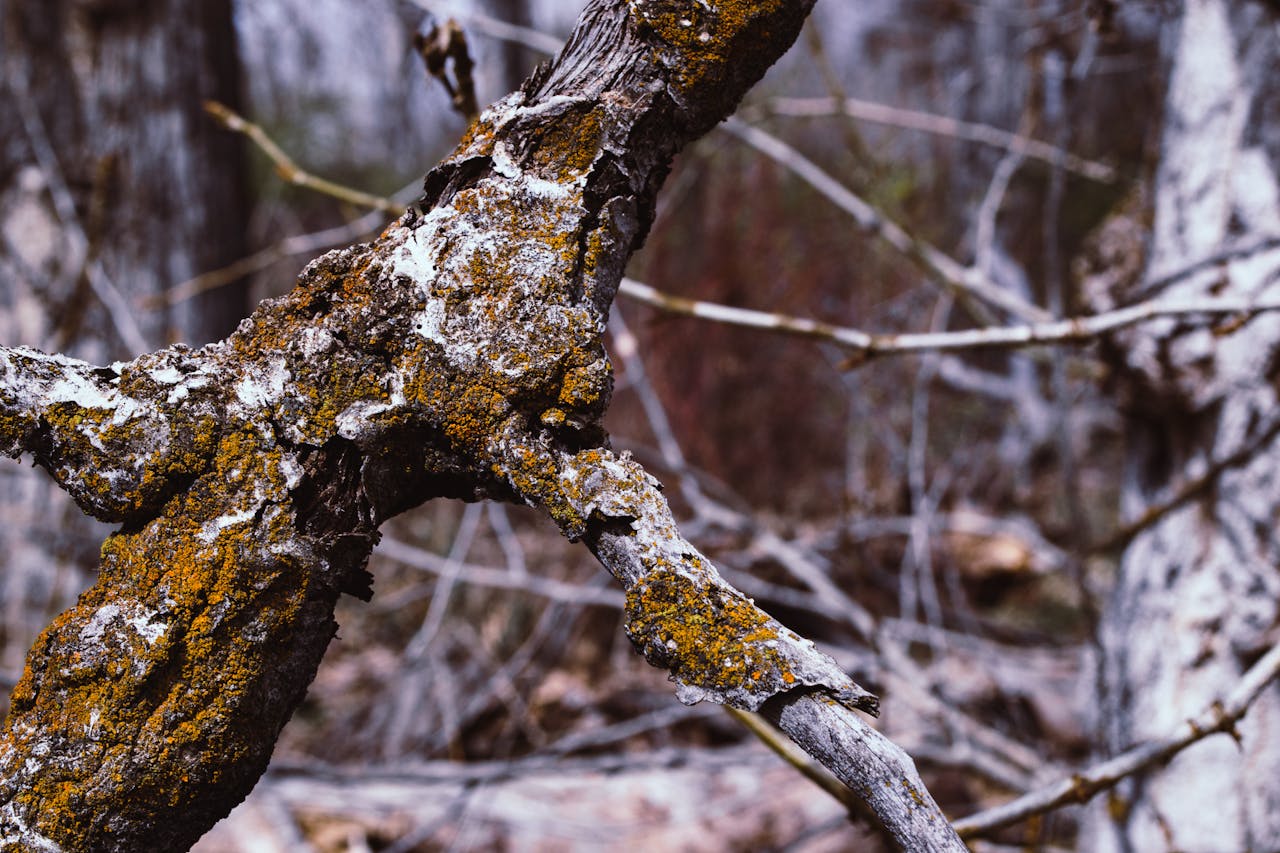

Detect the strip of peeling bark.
[{"left": 0, "top": 2, "right": 964, "bottom": 850}]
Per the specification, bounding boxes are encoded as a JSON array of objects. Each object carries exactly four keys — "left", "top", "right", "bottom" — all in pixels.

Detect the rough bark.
[
  {"left": 0, "top": 2, "right": 964, "bottom": 851},
  {"left": 0, "top": 0, "right": 250, "bottom": 725},
  {"left": 1083, "top": 1, "right": 1280, "bottom": 849}
]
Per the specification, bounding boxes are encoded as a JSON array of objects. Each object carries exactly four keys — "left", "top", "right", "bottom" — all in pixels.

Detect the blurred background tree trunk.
[
  {"left": 0, "top": 0, "right": 249, "bottom": 703},
  {"left": 1083, "top": 1, "right": 1280, "bottom": 849},
  {"left": 482, "top": 0, "right": 533, "bottom": 92}
]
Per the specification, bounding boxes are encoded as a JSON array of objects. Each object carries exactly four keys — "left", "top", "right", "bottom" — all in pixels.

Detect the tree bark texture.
[
  {"left": 0, "top": 2, "right": 964, "bottom": 851},
  {"left": 1084, "top": 1, "right": 1280, "bottom": 849}
]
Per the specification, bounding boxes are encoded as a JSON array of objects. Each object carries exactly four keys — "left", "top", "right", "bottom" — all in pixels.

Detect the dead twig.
[
  {"left": 620, "top": 277, "right": 1280, "bottom": 363},
  {"left": 203, "top": 101, "right": 403, "bottom": 215},
  {"left": 414, "top": 18, "right": 479, "bottom": 123},
  {"left": 760, "top": 96, "right": 1118, "bottom": 184},
  {"left": 953, "top": 641, "right": 1280, "bottom": 838},
  {"left": 721, "top": 117, "right": 1049, "bottom": 326}
]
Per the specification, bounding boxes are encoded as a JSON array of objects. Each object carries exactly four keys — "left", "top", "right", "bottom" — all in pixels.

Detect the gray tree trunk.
[
  {"left": 1085, "top": 1, "right": 1280, "bottom": 849},
  {"left": 1, "top": 0, "right": 249, "bottom": 354}
]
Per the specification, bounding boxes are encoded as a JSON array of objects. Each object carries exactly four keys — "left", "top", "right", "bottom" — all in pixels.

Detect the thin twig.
[
  {"left": 801, "top": 22, "right": 879, "bottom": 186},
  {"left": 203, "top": 101, "right": 404, "bottom": 215},
  {"left": 724, "top": 706, "right": 870, "bottom": 819},
  {"left": 900, "top": 294, "right": 952, "bottom": 641},
  {"left": 619, "top": 277, "right": 1280, "bottom": 362},
  {"left": 403, "top": 504, "right": 485, "bottom": 660},
  {"left": 544, "top": 704, "right": 718, "bottom": 757},
  {"left": 953, "top": 641, "right": 1280, "bottom": 838},
  {"left": 721, "top": 117, "right": 1050, "bottom": 325},
  {"left": 414, "top": 18, "right": 480, "bottom": 122},
  {"left": 405, "top": 0, "right": 565, "bottom": 55},
  {"left": 485, "top": 504, "right": 528, "bottom": 577},
  {"left": 1130, "top": 235, "right": 1280, "bottom": 303},
  {"left": 1040, "top": 49, "right": 1101, "bottom": 638},
  {"left": 1087, "top": 414, "right": 1280, "bottom": 553},
  {"left": 153, "top": 210, "right": 391, "bottom": 308},
  {"left": 761, "top": 96, "right": 1118, "bottom": 183},
  {"left": 11, "top": 82, "right": 150, "bottom": 354},
  {"left": 198, "top": 98, "right": 1279, "bottom": 370},
  {"left": 376, "top": 535, "right": 623, "bottom": 609}
]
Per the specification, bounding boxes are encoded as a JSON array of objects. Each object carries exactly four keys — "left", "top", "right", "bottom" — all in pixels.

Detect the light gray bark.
[{"left": 1084, "top": 2, "right": 1280, "bottom": 849}]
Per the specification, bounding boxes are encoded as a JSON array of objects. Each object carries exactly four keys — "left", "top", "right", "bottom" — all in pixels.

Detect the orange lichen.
[{"left": 624, "top": 568, "right": 795, "bottom": 697}]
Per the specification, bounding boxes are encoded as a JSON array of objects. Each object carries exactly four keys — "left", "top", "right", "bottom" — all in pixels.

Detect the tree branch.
[
  {"left": 203, "top": 88, "right": 1277, "bottom": 369},
  {"left": 0, "top": 2, "right": 966, "bottom": 850},
  {"left": 721, "top": 117, "right": 1050, "bottom": 325},
  {"left": 760, "top": 95, "right": 1119, "bottom": 183},
  {"left": 203, "top": 101, "right": 403, "bottom": 215},
  {"left": 620, "top": 277, "right": 1280, "bottom": 363},
  {"left": 953, "top": 641, "right": 1280, "bottom": 839}
]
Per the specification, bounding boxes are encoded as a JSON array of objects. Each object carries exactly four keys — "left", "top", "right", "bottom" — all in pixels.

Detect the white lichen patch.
[
  {"left": 413, "top": 296, "right": 447, "bottom": 344},
  {"left": 492, "top": 140, "right": 583, "bottom": 199},
  {"left": 294, "top": 326, "right": 334, "bottom": 360},
  {"left": 80, "top": 601, "right": 168, "bottom": 648},
  {"left": 390, "top": 220, "right": 441, "bottom": 295},
  {"left": 198, "top": 505, "right": 258, "bottom": 544},
  {"left": 148, "top": 366, "right": 183, "bottom": 385},
  {"left": 277, "top": 451, "right": 304, "bottom": 491},
  {"left": 0, "top": 349, "right": 167, "bottom": 454},
  {"left": 234, "top": 358, "right": 290, "bottom": 411},
  {"left": 0, "top": 801, "right": 62, "bottom": 852},
  {"left": 335, "top": 399, "right": 395, "bottom": 440}
]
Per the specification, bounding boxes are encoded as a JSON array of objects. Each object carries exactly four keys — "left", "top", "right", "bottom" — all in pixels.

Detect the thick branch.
[
  {"left": 0, "top": 345, "right": 217, "bottom": 523},
  {"left": 0, "top": 2, "right": 964, "bottom": 850}
]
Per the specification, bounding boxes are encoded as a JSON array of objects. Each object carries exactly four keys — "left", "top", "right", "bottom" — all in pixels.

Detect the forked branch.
[{"left": 0, "top": 2, "right": 964, "bottom": 851}]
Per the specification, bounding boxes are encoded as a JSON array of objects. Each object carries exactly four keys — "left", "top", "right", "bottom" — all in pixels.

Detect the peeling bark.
[{"left": 0, "top": 2, "right": 964, "bottom": 851}]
